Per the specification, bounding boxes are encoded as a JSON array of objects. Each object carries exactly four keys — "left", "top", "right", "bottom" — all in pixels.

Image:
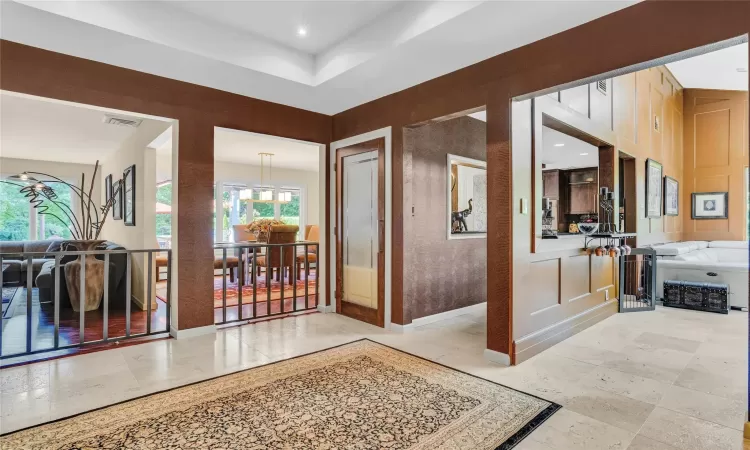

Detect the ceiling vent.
[
  {"left": 103, "top": 114, "right": 142, "bottom": 128},
  {"left": 596, "top": 79, "right": 607, "bottom": 95}
]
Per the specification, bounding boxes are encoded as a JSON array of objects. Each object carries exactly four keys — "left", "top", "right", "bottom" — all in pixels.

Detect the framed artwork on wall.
[
  {"left": 663, "top": 176, "right": 679, "bottom": 216},
  {"left": 123, "top": 164, "right": 136, "bottom": 226},
  {"left": 105, "top": 174, "right": 113, "bottom": 204},
  {"left": 691, "top": 192, "right": 728, "bottom": 219},
  {"left": 112, "top": 179, "right": 122, "bottom": 220},
  {"left": 645, "top": 158, "right": 663, "bottom": 218}
]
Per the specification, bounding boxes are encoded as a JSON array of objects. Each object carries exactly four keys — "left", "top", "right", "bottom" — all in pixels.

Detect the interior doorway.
[{"left": 335, "top": 138, "right": 385, "bottom": 327}]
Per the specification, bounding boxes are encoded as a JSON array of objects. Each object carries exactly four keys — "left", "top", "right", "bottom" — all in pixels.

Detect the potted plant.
[{"left": 245, "top": 219, "right": 285, "bottom": 243}]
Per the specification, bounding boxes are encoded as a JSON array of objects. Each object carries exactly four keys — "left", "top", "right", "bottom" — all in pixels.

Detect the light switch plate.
[{"left": 521, "top": 198, "right": 529, "bottom": 215}]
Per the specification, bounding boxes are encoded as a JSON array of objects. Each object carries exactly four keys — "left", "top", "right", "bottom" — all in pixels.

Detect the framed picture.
[
  {"left": 691, "top": 192, "right": 728, "bottom": 219},
  {"left": 663, "top": 176, "right": 679, "bottom": 216},
  {"left": 112, "top": 179, "right": 122, "bottom": 220},
  {"left": 645, "top": 158, "right": 663, "bottom": 218},
  {"left": 123, "top": 164, "right": 136, "bottom": 226},
  {"left": 105, "top": 174, "right": 113, "bottom": 204}
]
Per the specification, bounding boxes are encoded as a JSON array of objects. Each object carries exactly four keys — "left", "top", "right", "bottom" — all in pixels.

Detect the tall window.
[
  {"left": 0, "top": 179, "right": 73, "bottom": 241},
  {"left": 0, "top": 180, "right": 31, "bottom": 241},
  {"left": 156, "top": 182, "right": 172, "bottom": 248},
  {"left": 216, "top": 184, "right": 304, "bottom": 242}
]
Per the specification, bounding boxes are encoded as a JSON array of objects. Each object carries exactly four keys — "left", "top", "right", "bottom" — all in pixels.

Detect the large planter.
[{"left": 63, "top": 240, "right": 105, "bottom": 312}]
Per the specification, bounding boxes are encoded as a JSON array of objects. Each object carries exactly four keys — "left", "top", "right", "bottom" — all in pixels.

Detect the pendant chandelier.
[{"left": 239, "top": 153, "right": 291, "bottom": 203}]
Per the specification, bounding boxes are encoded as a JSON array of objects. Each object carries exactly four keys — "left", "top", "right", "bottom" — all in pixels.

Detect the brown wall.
[
  {"left": 332, "top": 1, "right": 750, "bottom": 360},
  {"left": 0, "top": 41, "right": 332, "bottom": 331},
  {"left": 403, "top": 116, "right": 487, "bottom": 322},
  {"left": 683, "top": 89, "right": 749, "bottom": 241}
]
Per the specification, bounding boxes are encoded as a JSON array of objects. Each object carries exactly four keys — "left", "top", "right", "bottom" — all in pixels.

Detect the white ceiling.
[
  {"left": 541, "top": 126, "right": 598, "bottom": 170},
  {"left": 154, "top": 127, "right": 320, "bottom": 172},
  {"left": 666, "top": 43, "right": 748, "bottom": 91},
  {"left": 166, "top": 1, "right": 404, "bottom": 55},
  {"left": 1, "top": 0, "right": 637, "bottom": 114},
  {"left": 0, "top": 92, "right": 162, "bottom": 165}
]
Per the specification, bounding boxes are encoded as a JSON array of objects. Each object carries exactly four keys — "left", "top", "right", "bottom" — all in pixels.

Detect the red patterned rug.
[{"left": 212, "top": 271, "right": 317, "bottom": 309}]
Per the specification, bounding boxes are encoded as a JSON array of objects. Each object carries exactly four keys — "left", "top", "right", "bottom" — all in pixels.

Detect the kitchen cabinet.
[
  {"left": 542, "top": 170, "right": 560, "bottom": 198},
  {"left": 567, "top": 168, "right": 598, "bottom": 214}
]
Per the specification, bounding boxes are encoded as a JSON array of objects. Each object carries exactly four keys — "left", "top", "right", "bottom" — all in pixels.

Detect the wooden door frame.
[
  {"left": 329, "top": 127, "right": 393, "bottom": 328},
  {"left": 335, "top": 139, "right": 385, "bottom": 327}
]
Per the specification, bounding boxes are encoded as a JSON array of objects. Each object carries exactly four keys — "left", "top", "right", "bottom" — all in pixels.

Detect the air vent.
[
  {"left": 596, "top": 79, "right": 607, "bottom": 95},
  {"left": 103, "top": 114, "right": 142, "bottom": 128}
]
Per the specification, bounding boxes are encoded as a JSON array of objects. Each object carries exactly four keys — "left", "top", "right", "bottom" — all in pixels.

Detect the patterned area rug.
[{"left": 0, "top": 340, "right": 559, "bottom": 449}]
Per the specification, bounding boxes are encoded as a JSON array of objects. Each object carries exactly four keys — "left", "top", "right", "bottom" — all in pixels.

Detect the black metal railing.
[
  {"left": 0, "top": 248, "right": 171, "bottom": 360},
  {"left": 213, "top": 241, "right": 319, "bottom": 325},
  {"left": 618, "top": 247, "right": 656, "bottom": 312}
]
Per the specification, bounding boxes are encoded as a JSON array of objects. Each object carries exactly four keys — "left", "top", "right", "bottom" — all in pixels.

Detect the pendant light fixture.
[{"left": 239, "top": 152, "right": 290, "bottom": 204}]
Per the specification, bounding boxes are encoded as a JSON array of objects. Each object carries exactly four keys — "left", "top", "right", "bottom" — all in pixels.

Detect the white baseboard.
[
  {"left": 409, "top": 302, "right": 486, "bottom": 327},
  {"left": 389, "top": 323, "right": 415, "bottom": 333},
  {"left": 170, "top": 324, "right": 216, "bottom": 339},
  {"left": 484, "top": 349, "right": 511, "bottom": 366},
  {"left": 317, "top": 304, "right": 334, "bottom": 313}
]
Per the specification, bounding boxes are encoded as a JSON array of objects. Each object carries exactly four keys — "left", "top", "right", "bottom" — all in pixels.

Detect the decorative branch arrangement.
[{"left": 1, "top": 160, "right": 120, "bottom": 241}]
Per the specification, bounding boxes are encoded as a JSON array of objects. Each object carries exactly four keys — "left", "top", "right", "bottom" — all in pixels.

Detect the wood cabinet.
[
  {"left": 542, "top": 170, "right": 559, "bottom": 198},
  {"left": 566, "top": 168, "right": 598, "bottom": 214}
]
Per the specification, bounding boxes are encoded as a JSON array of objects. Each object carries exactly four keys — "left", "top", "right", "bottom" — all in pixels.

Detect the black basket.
[{"left": 662, "top": 280, "right": 728, "bottom": 314}]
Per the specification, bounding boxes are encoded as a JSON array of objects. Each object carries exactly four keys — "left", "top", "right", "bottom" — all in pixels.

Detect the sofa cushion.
[
  {"left": 20, "top": 258, "right": 52, "bottom": 273},
  {"left": 709, "top": 241, "right": 749, "bottom": 250},
  {"left": 45, "top": 240, "right": 66, "bottom": 253},
  {"left": 23, "top": 240, "right": 55, "bottom": 253},
  {"left": 1, "top": 260, "right": 22, "bottom": 274},
  {"left": 0, "top": 242, "right": 24, "bottom": 254},
  {"left": 652, "top": 242, "right": 697, "bottom": 256},
  {"left": 658, "top": 259, "right": 748, "bottom": 273}
]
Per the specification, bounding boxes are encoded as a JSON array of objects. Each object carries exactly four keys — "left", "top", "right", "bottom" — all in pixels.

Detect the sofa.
[
  {"left": 1, "top": 240, "right": 130, "bottom": 309},
  {"left": 652, "top": 241, "right": 748, "bottom": 310}
]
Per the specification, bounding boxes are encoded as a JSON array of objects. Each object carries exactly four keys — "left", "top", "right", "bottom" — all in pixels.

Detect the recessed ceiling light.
[
  {"left": 297, "top": 27, "right": 307, "bottom": 37},
  {"left": 737, "top": 67, "right": 748, "bottom": 73},
  {"left": 554, "top": 143, "right": 565, "bottom": 147},
  {"left": 580, "top": 153, "right": 589, "bottom": 156}
]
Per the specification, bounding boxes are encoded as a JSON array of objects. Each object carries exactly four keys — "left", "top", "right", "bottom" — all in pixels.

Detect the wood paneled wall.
[
  {"left": 513, "top": 65, "right": 685, "bottom": 362},
  {"left": 683, "top": 89, "right": 749, "bottom": 241}
]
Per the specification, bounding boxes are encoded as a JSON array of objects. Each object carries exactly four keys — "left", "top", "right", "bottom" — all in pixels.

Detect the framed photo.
[
  {"left": 123, "top": 164, "right": 136, "bottom": 226},
  {"left": 105, "top": 174, "right": 113, "bottom": 203},
  {"left": 112, "top": 179, "right": 122, "bottom": 220},
  {"left": 692, "top": 192, "right": 728, "bottom": 219},
  {"left": 663, "top": 176, "right": 679, "bottom": 216},
  {"left": 645, "top": 158, "right": 663, "bottom": 218}
]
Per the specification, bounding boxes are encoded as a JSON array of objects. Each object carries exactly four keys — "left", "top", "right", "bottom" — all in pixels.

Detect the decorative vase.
[{"left": 63, "top": 240, "right": 106, "bottom": 312}]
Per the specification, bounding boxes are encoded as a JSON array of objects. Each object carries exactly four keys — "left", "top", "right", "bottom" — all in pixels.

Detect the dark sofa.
[{"left": 0, "top": 240, "right": 129, "bottom": 310}]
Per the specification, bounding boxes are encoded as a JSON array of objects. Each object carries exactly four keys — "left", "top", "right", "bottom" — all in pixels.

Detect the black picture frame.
[
  {"left": 645, "top": 158, "right": 663, "bottom": 218},
  {"left": 663, "top": 176, "right": 679, "bottom": 216},
  {"left": 691, "top": 192, "right": 728, "bottom": 219},
  {"left": 112, "top": 179, "right": 122, "bottom": 220},
  {"left": 105, "top": 174, "right": 113, "bottom": 204},
  {"left": 123, "top": 164, "right": 136, "bottom": 226}
]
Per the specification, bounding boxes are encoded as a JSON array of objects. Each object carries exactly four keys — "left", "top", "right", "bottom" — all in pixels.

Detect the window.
[
  {"left": 215, "top": 183, "right": 304, "bottom": 242},
  {"left": 0, "top": 180, "right": 31, "bottom": 241},
  {"left": 0, "top": 179, "right": 73, "bottom": 241},
  {"left": 156, "top": 182, "right": 172, "bottom": 248}
]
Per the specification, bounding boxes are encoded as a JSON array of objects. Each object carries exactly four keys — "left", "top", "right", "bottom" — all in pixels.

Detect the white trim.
[
  {"left": 484, "top": 349, "right": 511, "bottom": 366},
  {"left": 329, "top": 127, "right": 392, "bottom": 329},
  {"left": 410, "top": 302, "right": 486, "bottom": 327},
  {"left": 389, "top": 324, "right": 414, "bottom": 333},
  {"left": 317, "top": 304, "right": 335, "bottom": 313},
  {"left": 170, "top": 324, "right": 216, "bottom": 339},
  {"left": 447, "top": 153, "right": 487, "bottom": 241}
]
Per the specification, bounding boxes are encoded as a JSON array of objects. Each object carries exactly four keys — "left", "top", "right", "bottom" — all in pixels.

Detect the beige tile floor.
[{"left": 0, "top": 306, "right": 746, "bottom": 449}]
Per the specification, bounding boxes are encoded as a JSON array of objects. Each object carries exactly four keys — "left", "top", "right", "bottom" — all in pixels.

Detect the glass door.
[{"left": 336, "top": 138, "right": 385, "bottom": 327}]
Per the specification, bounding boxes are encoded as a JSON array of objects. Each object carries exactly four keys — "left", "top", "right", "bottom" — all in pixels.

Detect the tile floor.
[{"left": 0, "top": 306, "right": 746, "bottom": 449}]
